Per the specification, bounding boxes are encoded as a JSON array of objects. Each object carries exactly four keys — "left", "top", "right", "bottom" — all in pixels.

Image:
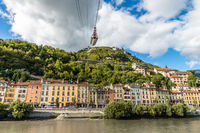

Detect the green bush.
[
  {"left": 135, "top": 105, "right": 146, "bottom": 116},
  {"left": 104, "top": 101, "right": 134, "bottom": 119},
  {"left": 9, "top": 100, "right": 34, "bottom": 120},
  {"left": 0, "top": 103, "right": 8, "bottom": 119},
  {"left": 190, "top": 107, "right": 196, "bottom": 112},
  {"left": 104, "top": 102, "right": 187, "bottom": 119},
  {"left": 153, "top": 103, "right": 172, "bottom": 117},
  {"left": 172, "top": 104, "right": 187, "bottom": 117},
  {"left": 146, "top": 105, "right": 156, "bottom": 117}
]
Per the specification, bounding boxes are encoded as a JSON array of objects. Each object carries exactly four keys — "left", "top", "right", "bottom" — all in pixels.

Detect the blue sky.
[{"left": 0, "top": 0, "right": 200, "bottom": 71}]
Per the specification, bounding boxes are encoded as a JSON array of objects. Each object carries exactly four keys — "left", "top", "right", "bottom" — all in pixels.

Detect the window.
[
  {"left": 46, "top": 91, "right": 49, "bottom": 96},
  {"left": 58, "top": 86, "right": 60, "bottom": 90},
  {"left": 52, "top": 91, "right": 55, "bottom": 96},
  {"left": 36, "top": 86, "right": 39, "bottom": 89},
  {"left": 63, "top": 86, "right": 65, "bottom": 90},
  {"left": 45, "top": 97, "right": 48, "bottom": 102},
  {"left": 47, "top": 86, "right": 49, "bottom": 90},
  {"left": 52, "top": 97, "right": 54, "bottom": 102},
  {"left": 32, "top": 86, "right": 34, "bottom": 89},
  {"left": 62, "top": 97, "right": 64, "bottom": 102},
  {"left": 68, "top": 86, "right": 70, "bottom": 90},
  {"left": 62, "top": 91, "right": 65, "bottom": 96},
  {"left": 67, "top": 92, "right": 70, "bottom": 96},
  {"left": 72, "top": 86, "right": 75, "bottom": 90},
  {"left": 41, "top": 98, "right": 44, "bottom": 101},
  {"left": 36, "top": 91, "right": 38, "bottom": 94},
  {"left": 53, "top": 86, "right": 55, "bottom": 90},
  {"left": 72, "top": 92, "right": 74, "bottom": 96},
  {"left": 41, "top": 91, "right": 44, "bottom": 96},
  {"left": 67, "top": 97, "right": 69, "bottom": 102},
  {"left": 57, "top": 91, "right": 60, "bottom": 96},
  {"left": 31, "top": 91, "right": 33, "bottom": 94}
]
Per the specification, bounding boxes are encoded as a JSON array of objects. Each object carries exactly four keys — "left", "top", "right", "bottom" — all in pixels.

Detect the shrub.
[
  {"left": 0, "top": 103, "right": 8, "bottom": 119},
  {"left": 104, "top": 101, "right": 134, "bottom": 119},
  {"left": 190, "top": 107, "right": 196, "bottom": 112},
  {"left": 146, "top": 105, "right": 156, "bottom": 117},
  {"left": 9, "top": 100, "right": 34, "bottom": 120},
  {"left": 172, "top": 104, "right": 187, "bottom": 117},
  {"left": 135, "top": 105, "right": 146, "bottom": 116},
  {"left": 153, "top": 103, "right": 172, "bottom": 117}
]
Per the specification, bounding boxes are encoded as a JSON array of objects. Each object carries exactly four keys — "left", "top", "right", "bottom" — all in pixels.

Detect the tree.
[
  {"left": 171, "top": 104, "right": 187, "bottom": 117},
  {"left": 56, "top": 98, "right": 59, "bottom": 108},
  {"left": 72, "top": 97, "right": 76, "bottom": 106},
  {"left": 0, "top": 103, "right": 8, "bottom": 119},
  {"left": 9, "top": 100, "right": 34, "bottom": 120},
  {"left": 104, "top": 101, "right": 134, "bottom": 119},
  {"left": 151, "top": 74, "right": 165, "bottom": 88},
  {"left": 188, "top": 74, "right": 198, "bottom": 87}
]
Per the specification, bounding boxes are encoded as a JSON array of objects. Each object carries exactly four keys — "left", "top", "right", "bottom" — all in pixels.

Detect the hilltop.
[
  {"left": 77, "top": 47, "right": 156, "bottom": 69},
  {"left": 0, "top": 39, "right": 158, "bottom": 86}
]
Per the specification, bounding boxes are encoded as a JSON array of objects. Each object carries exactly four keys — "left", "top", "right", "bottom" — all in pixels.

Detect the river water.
[{"left": 1, "top": 118, "right": 200, "bottom": 133}]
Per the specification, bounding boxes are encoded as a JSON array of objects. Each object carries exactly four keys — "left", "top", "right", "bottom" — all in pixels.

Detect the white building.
[{"left": 14, "top": 82, "right": 29, "bottom": 102}]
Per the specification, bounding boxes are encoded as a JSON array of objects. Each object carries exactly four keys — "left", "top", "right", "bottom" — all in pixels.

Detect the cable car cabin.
[{"left": 90, "top": 27, "right": 98, "bottom": 46}]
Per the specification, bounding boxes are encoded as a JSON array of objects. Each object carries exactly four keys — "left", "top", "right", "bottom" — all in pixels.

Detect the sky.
[{"left": 0, "top": 0, "right": 200, "bottom": 71}]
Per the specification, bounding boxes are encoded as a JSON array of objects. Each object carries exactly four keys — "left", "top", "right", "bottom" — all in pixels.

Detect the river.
[{"left": 1, "top": 118, "right": 200, "bottom": 133}]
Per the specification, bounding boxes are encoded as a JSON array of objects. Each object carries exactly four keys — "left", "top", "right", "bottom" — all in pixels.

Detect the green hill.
[
  {"left": 77, "top": 47, "right": 156, "bottom": 69},
  {"left": 0, "top": 39, "right": 157, "bottom": 86}
]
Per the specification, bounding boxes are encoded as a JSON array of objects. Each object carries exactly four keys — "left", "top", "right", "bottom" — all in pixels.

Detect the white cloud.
[
  {"left": 116, "top": 0, "right": 124, "bottom": 6},
  {"left": 97, "top": 3, "right": 179, "bottom": 57},
  {"left": 186, "top": 61, "right": 200, "bottom": 69},
  {"left": 1, "top": 0, "right": 99, "bottom": 51},
  {"left": 141, "top": 0, "right": 187, "bottom": 20},
  {"left": 1, "top": 0, "right": 200, "bottom": 69}
]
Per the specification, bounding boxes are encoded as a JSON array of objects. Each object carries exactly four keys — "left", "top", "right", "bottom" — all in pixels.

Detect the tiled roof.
[
  {"left": 155, "top": 68, "right": 174, "bottom": 72},
  {"left": 171, "top": 91, "right": 181, "bottom": 94},
  {"left": 184, "top": 90, "right": 198, "bottom": 93},
  {"left": 15, "top": 82, "right": 29, "bottom": 86},
  {"left": 30, "top": 80, "right": 41, "bottom": 84},
  {"left": 175, "top": 72, "right": 192, "bottom": 75}
]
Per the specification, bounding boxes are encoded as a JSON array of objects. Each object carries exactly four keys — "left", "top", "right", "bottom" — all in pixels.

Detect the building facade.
[
  {"left": 0, "top": 80, "right": 9, "bottom": 103},
  {"left": 26, "top": 80, "right": 42, "bottom": 106},
  {"left": 4, "top": 82, "right": 15, "bottom": 104},
  {"left": 14, "top": 82, "right": 29, "bottom": 102}
]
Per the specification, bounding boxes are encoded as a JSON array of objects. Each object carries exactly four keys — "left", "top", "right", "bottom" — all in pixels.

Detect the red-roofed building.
[
  {"left": 170, "top": 91, "right": 182, "bottom": 104},
  {"left": 183, "top": 90, "right": 200, "bottom": 107},
  {"left": 154, "top": 66, "right": 176, "bottom": 78},
  {"left": 170, "top": 71, "right": 192, "bottom": 85},
  {"left": 26, "top": 80, "right": 42, "bottom": 106}
]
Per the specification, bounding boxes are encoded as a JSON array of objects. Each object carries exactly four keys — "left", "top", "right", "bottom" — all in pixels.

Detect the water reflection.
[{"left": 1, "top": 118, "right": 200, "bottom": 133}]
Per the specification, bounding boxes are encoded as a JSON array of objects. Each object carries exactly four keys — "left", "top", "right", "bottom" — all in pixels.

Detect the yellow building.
[
  {"left": 183, "top": 90, "right": 200, "bottom": 107},
  {"left": 156, "top": 88, "right": 170, "bottom": 104},
  {"left": 48, "top": 80, "right": 78, "bottom": 108},
  {"left": 77, "top": 82, "right": 89, "bottom": 107},
  {"left": 110, "top": 84, "right": 124, "bottom": 102},
  {"left": 4, "top": 82, "right": 15, "bottom": 104}
]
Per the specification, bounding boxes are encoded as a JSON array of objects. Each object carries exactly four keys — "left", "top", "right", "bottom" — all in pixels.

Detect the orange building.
[
  {"left": 26, "top": 80, "right": 41, "bottom": 106},
  {"left": 4, "top": 82, "right": 16, "bottom": 104},
  {"left": 104, "top": 87, "right": 114, "bottom": 104}
]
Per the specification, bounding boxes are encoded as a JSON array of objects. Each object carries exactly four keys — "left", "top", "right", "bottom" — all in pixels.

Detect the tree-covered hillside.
[
  {"left": 0, "top": 39, "right": 160, "bottom": 87},
  {"left": 77, "top": 47, "right": 156, "bottom": 69}
]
